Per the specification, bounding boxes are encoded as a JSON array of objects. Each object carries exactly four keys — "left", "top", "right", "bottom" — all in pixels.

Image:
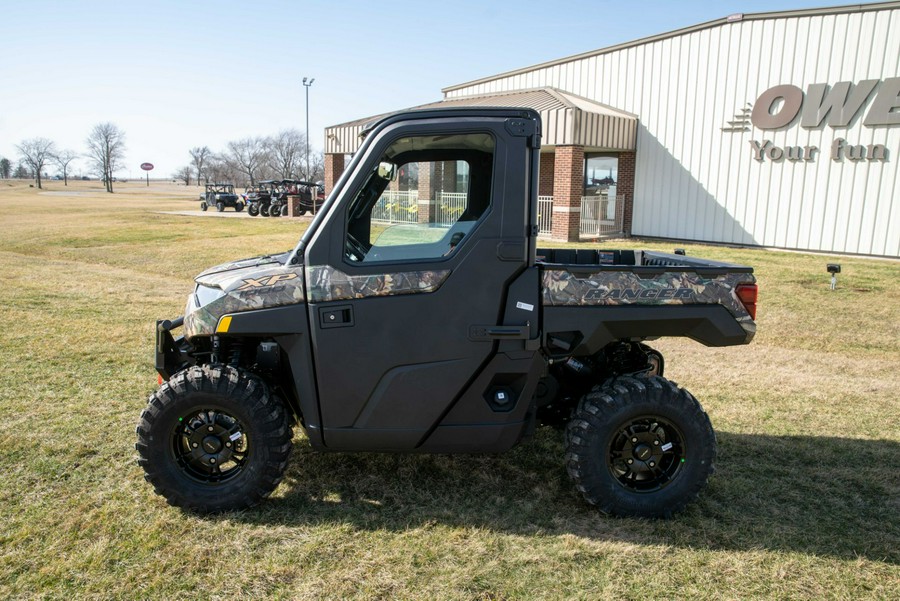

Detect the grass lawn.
[{"left": 0, "top": 179, "right": 897, "bottom": 599}]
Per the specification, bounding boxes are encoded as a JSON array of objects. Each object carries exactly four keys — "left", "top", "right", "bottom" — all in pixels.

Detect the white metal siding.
[{"left": 445, "top": 8, "right": 900, "bottom": 256}]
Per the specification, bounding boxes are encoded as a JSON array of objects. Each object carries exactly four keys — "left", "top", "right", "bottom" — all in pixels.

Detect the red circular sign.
[{"left": 140, "top": 163, "right": 154, "bottom": 171}]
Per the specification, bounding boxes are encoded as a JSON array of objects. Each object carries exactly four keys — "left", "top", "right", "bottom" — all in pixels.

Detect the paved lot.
[
  {"left": 160, "top": 210, "right": 255, "bottom": 218},
  {"left": 161, "top": 210, "right": 315, "bottom": 220}
]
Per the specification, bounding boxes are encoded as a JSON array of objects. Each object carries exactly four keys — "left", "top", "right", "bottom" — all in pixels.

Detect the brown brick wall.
[
  {"left": 441, "top": 160, "right": 457, "bottom": 192},
  {"left": 324, "top": 153, "right": 345, "bottom": 196},
  {"left": 617, "top": 151, "right": 636, "bottom": 236},
  {"left": 287, "top": 195, "right": 302, "bottom": 217},
  {"left": 539, "top": 152, "right": 555, "bottom": 196},
  {"left": 417, "top": 161, "right": 435, "bottom": 223},
  {"left": 551, "top": 145, "right": 584, "bottom": 242}
]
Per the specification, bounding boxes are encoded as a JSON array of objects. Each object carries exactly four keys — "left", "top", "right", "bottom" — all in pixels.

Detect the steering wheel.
[{"left": 345, "top": 234, "right": 367, "bottom": 262}]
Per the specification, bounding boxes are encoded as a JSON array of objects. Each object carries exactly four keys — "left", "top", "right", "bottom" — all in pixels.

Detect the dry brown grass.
[{"left": 0, "top": 179, "right": 898, "bottom": 599}]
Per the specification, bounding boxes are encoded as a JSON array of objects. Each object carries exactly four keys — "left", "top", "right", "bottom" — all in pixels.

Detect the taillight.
[
  {"left": 736, "top": 284, "right": 758, "bottom": 320},
  {"left": 157, "top": 374, "right": 164, "bottom": 386}
]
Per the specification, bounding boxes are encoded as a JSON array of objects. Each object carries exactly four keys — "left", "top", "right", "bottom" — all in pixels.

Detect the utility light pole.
[{"left": 302, "top": 77, "right": 315, "bottom": 180}]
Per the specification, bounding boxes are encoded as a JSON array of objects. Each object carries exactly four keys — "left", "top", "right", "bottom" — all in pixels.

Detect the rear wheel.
[
  {"left": 260, "top": 205, "right": 270, "bottom": 217},
  {"left": 235, "top": 201, "right": 244, "bottom": 212},
  {"left": 248, "top": 204, "right": 259, "bottom": 216},
  {"left": 136, "top": 365, "right": 293, "bottom": 512},
  {"left": 270, "top": 204, "right": 281, "bottom": 217},
  {"left": 200, "top": 201, "right": 208, "bottom": 211},
  {"left": 281, "top": 205, "right": 289, "bottom": 216},
  {"left": 216, "top": 201, "right": 224, "bottom": 212},
  {"left": 565, "top": 376, "right": 715, "bottom": 518}
]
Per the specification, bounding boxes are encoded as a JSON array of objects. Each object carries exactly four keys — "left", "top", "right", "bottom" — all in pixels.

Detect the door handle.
[{"left": 319, "top": 305, "right": 354, "bottom": 329}]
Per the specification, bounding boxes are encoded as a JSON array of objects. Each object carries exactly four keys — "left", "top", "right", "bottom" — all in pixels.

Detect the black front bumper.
[{"left": 156, "top": 317, "right": 187, "bottom": 380}]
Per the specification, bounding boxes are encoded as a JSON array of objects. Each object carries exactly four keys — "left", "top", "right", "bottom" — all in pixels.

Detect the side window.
[{"left": 344, "top": 133, "right": 494, "bottom": 264}]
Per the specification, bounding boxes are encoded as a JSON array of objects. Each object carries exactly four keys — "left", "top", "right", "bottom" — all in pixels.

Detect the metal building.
[{"left": 325, "top": 2, "right": 900, "bottom": 257}]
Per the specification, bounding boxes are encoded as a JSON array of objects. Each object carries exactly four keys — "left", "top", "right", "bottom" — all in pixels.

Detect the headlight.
[{"left": 195, "top": 284, "right": 226, "bottom": 307}]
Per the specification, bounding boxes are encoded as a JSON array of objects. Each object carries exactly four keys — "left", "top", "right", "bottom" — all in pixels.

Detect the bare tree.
[
  {"left": 189, "top": 146, "right": 211, "bottom": 185},
  {"left": 225, "top": 137, "right": 268, "bottom": 186},
  {"left": 308, "top": 150, "right": 325, "bottom": 182},
  {"left": 268, "top": 129, "right": 306, "bottom": 180},
  {"left": 85, "top": 123, "right": 127, "bottom": 192},
  {"left": 53, "top": 149, "right": 78, "bottom": 186},
  {"left": 16, "top": 138, "right": 56, "bottom": 189},
  {"left": 0, "top": 157, "right": 10, "bottom": 179},
  {"left": 174, "top": 166, "right": 192, "bottom": 186},
  {"left": 204, "top": 155, "right": 239, "bottom": 186}
]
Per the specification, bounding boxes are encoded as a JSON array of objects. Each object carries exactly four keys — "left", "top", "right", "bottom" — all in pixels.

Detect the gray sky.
[{"left": 1, "top": 0, "right": 857, "bottom": 179}]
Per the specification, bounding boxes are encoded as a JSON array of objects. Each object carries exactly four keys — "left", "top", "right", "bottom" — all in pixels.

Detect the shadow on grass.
[{"left": 231, "top": 430, "right": 899, "bottom": 564}]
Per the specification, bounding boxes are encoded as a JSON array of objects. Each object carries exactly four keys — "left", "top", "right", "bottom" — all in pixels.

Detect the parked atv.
[
  {"left": 200, "top": 183, "right": 243, "bottom": 212},
  {"left": 288, "top": 180, "right": 324, "bottom": 216},
  {"left": 139, "top": 107, "right": 758, "bottom": 518},
  {"left": 267, "top": 181, "right": 290, "bottom": 218},
  {"left": 252, "top": 179, "right": 279, "bottom": 217},
  {"left": 244, "top": 184, "right": 267, "bottom": 217}
]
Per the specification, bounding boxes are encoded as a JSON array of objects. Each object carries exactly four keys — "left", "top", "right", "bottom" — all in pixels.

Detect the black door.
[{"left": 303, "top": 112, "right": 537, "bottom": 450}]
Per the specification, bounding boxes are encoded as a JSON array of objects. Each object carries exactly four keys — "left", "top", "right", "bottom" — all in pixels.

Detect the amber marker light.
[{"left": 216, "top": 316, "right": 233, "bottom": 333}]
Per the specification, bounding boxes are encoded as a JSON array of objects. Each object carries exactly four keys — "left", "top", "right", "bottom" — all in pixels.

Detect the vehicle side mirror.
[{"left": 376, "top": 161, "right": 397, "bottom": 181}]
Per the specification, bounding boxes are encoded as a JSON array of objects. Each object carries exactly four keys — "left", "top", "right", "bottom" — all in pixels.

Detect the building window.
[
  {"left": 398, "top": 162, "right": 418, "bottom": 190},
  {"left": 584, "top": 153, "right": 618, "bottom": 198}
]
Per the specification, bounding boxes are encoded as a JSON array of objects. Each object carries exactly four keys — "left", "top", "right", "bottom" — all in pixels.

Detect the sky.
[{"left": 0, "top": 0, "right": 861, "bottom": 179}]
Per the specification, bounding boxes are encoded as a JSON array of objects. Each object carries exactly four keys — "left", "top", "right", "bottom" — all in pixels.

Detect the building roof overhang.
[{"left": 324, "top": 87, "right": 637, "bottom": 155}]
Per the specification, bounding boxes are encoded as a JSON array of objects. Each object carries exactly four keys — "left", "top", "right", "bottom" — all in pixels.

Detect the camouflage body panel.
[
  {"left": 183, "top": 256, "right": 452, "bottom": 338},
  {"left": 183, "top": 255, "right": 304, "bottom": 340},
  {"left": 542, "top": 269, "right": 757, "bottom": 335},
  {"left": 194, "top": 252, "right": 289, "bottom": 281},
  {"left": 306, "top": 265, "right": 451, "bottom": 303}
]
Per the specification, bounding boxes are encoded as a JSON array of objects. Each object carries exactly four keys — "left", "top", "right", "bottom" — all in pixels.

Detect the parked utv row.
[{"left": 244, "top": 180, "right": 324, "bottom": 217}]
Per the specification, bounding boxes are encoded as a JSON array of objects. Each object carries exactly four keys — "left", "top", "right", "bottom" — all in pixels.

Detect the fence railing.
[
  {"left": 580, "top": 194, "right": 624, "bottom": 238},
  {"left": 437, "top": 192, "right": 467, "bottom": 225},
  {"left": 372, "top": 190, "right": 470, "bottom": 226},
  {"left": 537, "top": 196, "right": 554, "bottom": 236},
  {"left": 372, "top": 190, "right": 419, "bottom": 224}
]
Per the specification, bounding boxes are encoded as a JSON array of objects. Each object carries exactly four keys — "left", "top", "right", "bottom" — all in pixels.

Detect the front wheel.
[
  {"left": 235, "top": 201, "right": 244, "bottom": 212},
  {"left": 565, "top": 376, "right": 715, "bottom": 518},
  {"left": 216, "top": 201, "right": 224, "bottom": 212},
  {"left": 135, "top": 365, "right": 293, "bottom": 512},
  {"left": 248, "top": 204, "right": 259, "bottom": 217},
  {"left": 200, "top": 201, "right": 208, "bottom": 211}
]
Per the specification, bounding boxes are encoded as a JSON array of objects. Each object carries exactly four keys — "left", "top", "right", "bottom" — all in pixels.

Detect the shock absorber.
[
  {"left": 211, "top": 335, "right": 222, "bottom": 365},
  {"left": 563, "top": 355, "right": 593, "bottom": 376}
]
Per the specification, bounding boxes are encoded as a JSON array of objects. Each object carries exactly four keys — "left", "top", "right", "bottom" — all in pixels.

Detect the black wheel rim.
[
  {"left": 172, "top": 409, "right": 250, "bottom": 484},
  {"left": 607, "top": 415, "right": 685, "bottom": 493}
]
